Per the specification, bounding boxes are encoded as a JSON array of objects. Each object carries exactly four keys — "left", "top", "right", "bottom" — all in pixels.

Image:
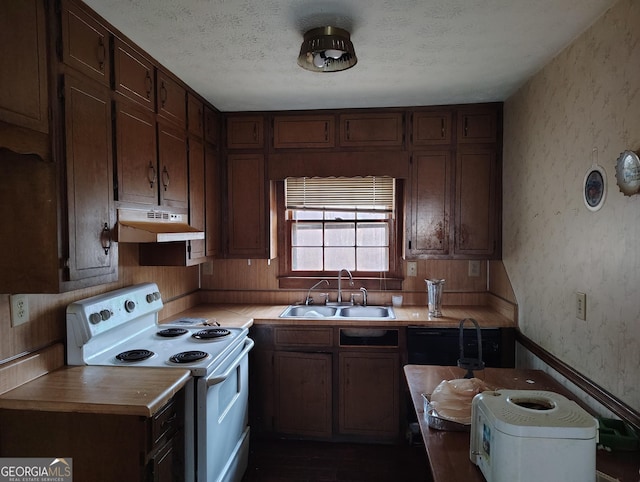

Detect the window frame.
[{"left": 276, "top": 179, "right": 404, "bottom": 290}]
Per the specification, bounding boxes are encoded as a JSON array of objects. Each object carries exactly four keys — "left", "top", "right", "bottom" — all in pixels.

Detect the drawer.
[
  {"left": 274, "top": 327, "right": 333, "bottom": 348},
  {"left": 152, "top": 398, "right": 177, "bottom": 446}
]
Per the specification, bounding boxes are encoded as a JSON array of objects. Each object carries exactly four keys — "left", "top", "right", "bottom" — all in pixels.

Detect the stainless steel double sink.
[{"left": 279, "top": 304, "right": 395, "bottom": 320}]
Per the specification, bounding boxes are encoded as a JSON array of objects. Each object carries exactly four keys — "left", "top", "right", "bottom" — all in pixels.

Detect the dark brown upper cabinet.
[
  {"left": 188, "top": 93, "right": 204, "bottom": 138},
  {"left": 60, "top": 0, "right": 110, "bottom": 86},
  {"left": 412, "top": 110, "right": 453, "bottom": 146},
  {"left": 226, "top": 115, "right": 265, "bottom": 149},
  {"left": 113, "top": 38, "right": 155, "bottom": 111},
  {"left": 0, "top": 0, "right": 49, "bottom": 134},
  {"left": 457, "top": 106, "right": 498, "bottom": 144},
  {"left": 338, "top": 113, "right": 404, "bottom": 147},
  {"left": 157, "top": 70, "right": 187, "bottom": 127},
  {"left": 273, "top": 115, "right": 336, "bottom": 148},
  {"left": 204, "top": 106, "right": 220, "bottom": 146}
]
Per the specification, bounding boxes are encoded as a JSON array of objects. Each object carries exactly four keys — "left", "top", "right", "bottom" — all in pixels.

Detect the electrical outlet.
[
  {"left": 468, "top": 260, "right": 481, "bottom": 277},
  {"left": 576, "top": 292, "right": 586, "bottom": 320},
  {"left": 202, "top": 260, "right": 214, "bottom": 276},
  {"left": 407, "top": 261, "right": 417, "bottom": 277},
  {"left": 10, "top": 294, "right": 30, "bottom": 327}
]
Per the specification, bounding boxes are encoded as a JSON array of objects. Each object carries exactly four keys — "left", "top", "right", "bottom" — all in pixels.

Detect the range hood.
[{"left": 116, "top": 208, "right": 204, "bottom": 243}]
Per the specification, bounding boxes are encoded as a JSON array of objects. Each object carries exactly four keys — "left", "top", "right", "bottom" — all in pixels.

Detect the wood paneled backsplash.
[
  {"left": 200, "top": 258, "right": 492, "bottom": 306},
  {"left": 0, "top": 244, "right": 199, "bottom": 365}
]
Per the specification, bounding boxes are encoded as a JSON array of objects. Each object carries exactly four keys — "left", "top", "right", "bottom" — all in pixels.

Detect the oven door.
[{"left": 195, "top": 337, "right": 254, "bottom": 482}]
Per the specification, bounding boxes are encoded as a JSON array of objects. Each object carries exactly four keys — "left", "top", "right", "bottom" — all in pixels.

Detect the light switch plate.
[
  {"left": 576, "top": 292, "right": 586, "bottom": 320},
  {"left": 407, "top": 261, "right": 417, "bottom": 277}
]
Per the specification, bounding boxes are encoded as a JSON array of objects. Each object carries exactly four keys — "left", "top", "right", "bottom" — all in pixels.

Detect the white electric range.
[{"left": 66, "top": 282, "right": 253, "bottom": 482}]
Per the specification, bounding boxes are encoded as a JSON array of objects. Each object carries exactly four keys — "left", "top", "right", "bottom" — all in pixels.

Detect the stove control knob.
[
  {"left": 100, "top": 309, "right": 111, "bottom": 321},
  {"left": 124, "top": 300, "right": 136, "bottom": 313},
  {"left": 146, "top": 292, "right": 160, "bottom": 303},
  {"left": 89, "top": 312, "right": 102, "bottom": 324}
]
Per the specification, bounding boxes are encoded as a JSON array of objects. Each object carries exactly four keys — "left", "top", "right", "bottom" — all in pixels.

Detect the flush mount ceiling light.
[{"left": 297, "top": 26, "right": 357, "bottom": 72}]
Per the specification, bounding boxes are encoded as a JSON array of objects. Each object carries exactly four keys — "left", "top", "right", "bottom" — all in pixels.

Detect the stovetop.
[{"left": 66, "top": 283, "right": 248, "bottom": 377}]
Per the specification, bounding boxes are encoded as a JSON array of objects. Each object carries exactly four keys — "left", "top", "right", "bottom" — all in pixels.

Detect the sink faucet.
[
  {"left": 304, "top": 279, "right": 329, "bottom": 305},
  {"left": 337, "top": 268, "right": 354, "bottom": 304},
  {"left": 360, "top": 287, "right": 368, "bottom": 306}
]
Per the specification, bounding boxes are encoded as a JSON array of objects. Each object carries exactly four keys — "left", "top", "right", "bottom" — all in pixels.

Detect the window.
[{"left": 278, "top": 177, "right": 403, "bottom": 289}]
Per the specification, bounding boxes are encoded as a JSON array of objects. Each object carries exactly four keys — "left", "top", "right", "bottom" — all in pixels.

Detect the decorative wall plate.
[
  {"left": 583, "top": 164, "right": 606, "bottom": 211},
  {"left": 614, "top": 150, "right": 640, "bottom": 196}
]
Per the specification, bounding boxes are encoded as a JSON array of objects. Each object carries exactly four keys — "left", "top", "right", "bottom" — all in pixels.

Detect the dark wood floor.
[{"left": 241, "top": 437, "right": 433, "bottom": 482}]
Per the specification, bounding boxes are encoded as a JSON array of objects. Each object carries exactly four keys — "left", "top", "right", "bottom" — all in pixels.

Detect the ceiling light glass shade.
[{"left": 297, "top": 26, "right": 357, "bottom": 73}]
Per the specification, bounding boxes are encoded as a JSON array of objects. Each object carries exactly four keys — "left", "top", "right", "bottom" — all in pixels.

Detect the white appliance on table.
[
  {"left": 66, "top": 282, "right": 253, "bottom": 482},
  {"left": 470, "top": 389, "right": 597, "bottom": 482}
]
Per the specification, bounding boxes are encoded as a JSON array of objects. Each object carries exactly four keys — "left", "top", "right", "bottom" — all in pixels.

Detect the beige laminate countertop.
[
  {"left": 0, "top": 366, "right": 191, "bottom": 417},
  {"left": 161, "top": 304, "right": 516, "bottom": 329}
]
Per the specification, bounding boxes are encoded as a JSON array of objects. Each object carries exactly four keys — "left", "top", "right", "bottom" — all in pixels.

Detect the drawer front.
[
  {"left": 274, "top": 327, "right": 333, "bottom": 348},
  {"left": 152, "top": 398, "right": 177, "bottom": 446}
]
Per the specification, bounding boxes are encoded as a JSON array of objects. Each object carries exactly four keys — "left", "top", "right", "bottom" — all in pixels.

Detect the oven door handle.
[{"left": 206, "top": 338, "right": 254, "bottom": 387}]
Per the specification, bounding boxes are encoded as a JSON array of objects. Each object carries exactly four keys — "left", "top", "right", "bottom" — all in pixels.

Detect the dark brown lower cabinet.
[
  {"left": 250, "top": 325, "right": 403, "bottom": 443},
  {"left": 0, "top": 397, "right": 184, "bottom": 482},
  {"left": 274, "top": 351, "right": 333, "bottom": 438},
  {"left": 338, "top": 351, "right": 400, "bottom": 439}
]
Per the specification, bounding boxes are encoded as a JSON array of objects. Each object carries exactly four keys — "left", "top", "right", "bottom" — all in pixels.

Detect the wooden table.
[{"left": 404, "top": 365, "right": 639, "bottom": 482}]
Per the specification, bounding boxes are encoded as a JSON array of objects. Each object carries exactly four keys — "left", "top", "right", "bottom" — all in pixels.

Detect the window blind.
[{"left": 285, "top": 176, "right": 395, "bottom": 212}]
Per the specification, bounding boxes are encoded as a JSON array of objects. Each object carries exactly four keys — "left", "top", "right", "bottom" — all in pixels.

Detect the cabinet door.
[
  {"left": 114, "top": 38, "right": 155, "bottom": 111},
  {"left": 115, "top": 102, "right": 158, "bottom": 205},
  {"left": 158, "top": 122, "right": 189, "bottom": 209},
  {"left": 407, "top": 152, "right": 452, "bottom": 256},
  {"left": 187, "top": 94, "right": 204, "bottom": 138},
  {"left": 205, "top": 144, "right": 219, "bottom": 257},
  {"left": 61, "top": 0, "right": 110, "bottom": 86},
  {"left": 204, "top": 106, "right": 219, "bottom": 146},
  {"left": 0, "top": 0, "right": 48, "bottom": 133},
  {"left": 457, "top": 107, "right": 497, "bottom": 143},
  {"left": 273, "top": 115, "right": 335, "bottom": 148},
  {"left": 454, "top": 149, "right": 497, "bottom": 256},
  {"left": 339, "top": 113, "right": 404, "bottom": 147},
  {"left": 226, "top": 153, "right": 267, "bottom": 257},
  {"left": 412, "top": 111, "right": 452, "bottom": 146},
  {"left": 339, "top": 352, "right": 399, "bottom": 438},
  {"left": 226, "top": 116, "right": 264, "bottom": 149},
  {"left": 188, "top": 137, "right": 206, "bottom": 260},
  {"left": 64, "top": 75, "right": 117, "bottom": 281},
  {"left": 274, "top": 351, "right": 332, "bottom": 438},
  {"left": 157, "top": 71, "right": 187, "bottom": 127}
]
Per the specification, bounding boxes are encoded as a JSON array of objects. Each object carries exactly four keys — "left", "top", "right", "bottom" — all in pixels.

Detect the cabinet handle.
[
  {"left": 253, "top": 123, "right": 257, "bottom": 141},
  {"left": 441, "top": 118, "right": 445, "bottom": 138},
  {"left": 97, "top": 37, "right": 105, "bottom": 71},
  {"left": 161, "top": 166, "right": 170, "bottom": 191},
  {"left": 324, "top": 121, "right": 328, "bottom": 141},
  {"left": 464, "top": 117, "right": 469, "bottom": 137},
  {"left": 147, "top": 161, "right": 156, "bottom": 188},
  {"left": 101, "top": 223, "right": 112, "bottom": 255},
  {"left": 435, "top": 221, "right": 444, "bottom": 245},
  {"left": 160, "top": 82, "right": 167, "bottom": 108},
  {"left": 346, "top": 120, "right": 350, "bottom": 140},
  {"left": 144, "top": 71, "right": 152, "bottom": 99}
]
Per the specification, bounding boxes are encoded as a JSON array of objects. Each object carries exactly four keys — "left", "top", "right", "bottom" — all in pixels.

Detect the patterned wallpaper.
[{"left": 503, "top": 0, "right": 640, "bottom": 410}]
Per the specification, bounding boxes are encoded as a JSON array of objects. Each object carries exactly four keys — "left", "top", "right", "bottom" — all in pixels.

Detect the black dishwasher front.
[{"left": 407, "top": 326, "right": 514, "bottom": 368}]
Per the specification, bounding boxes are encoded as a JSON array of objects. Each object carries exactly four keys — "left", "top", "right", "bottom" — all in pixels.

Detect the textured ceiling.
[{"left": 83, "top": 0, "right": 616, "bottom": 112}]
